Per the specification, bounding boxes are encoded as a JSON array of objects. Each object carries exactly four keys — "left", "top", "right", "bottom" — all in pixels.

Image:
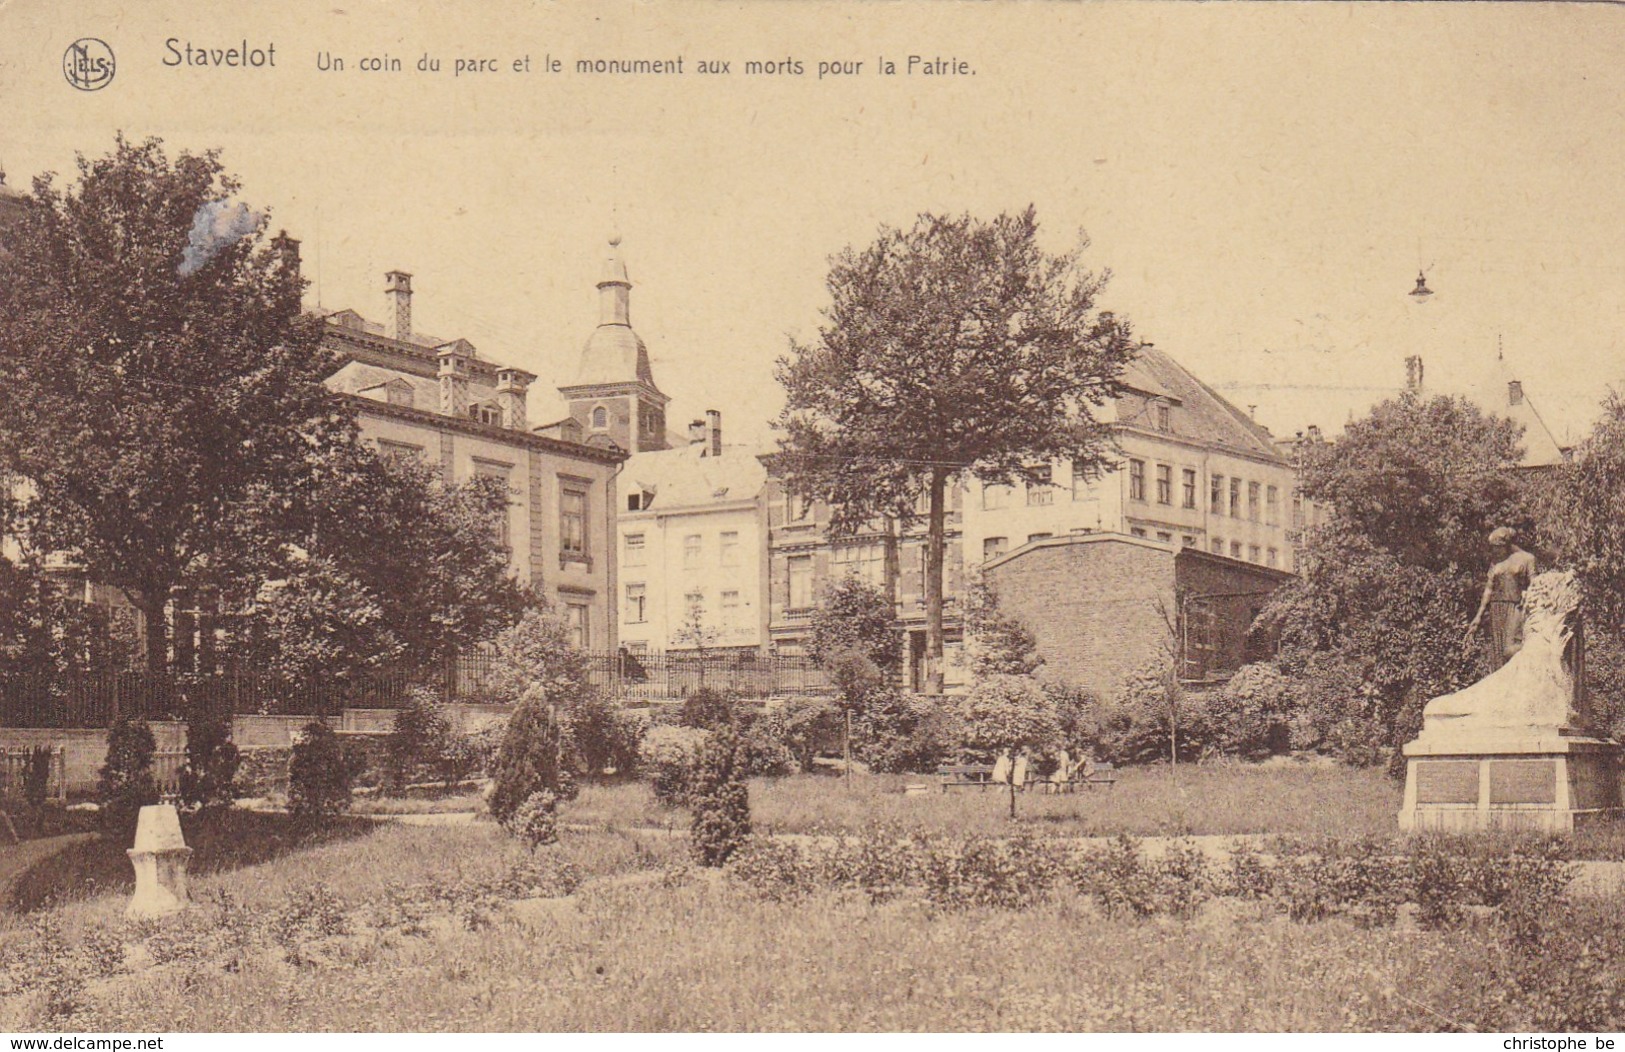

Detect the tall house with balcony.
[
  {"left": 320, "top": 253, "right": 625, "bottom": 651},
  {"left": 961, "top": 345, "right": 1302, "bottom": 574}
]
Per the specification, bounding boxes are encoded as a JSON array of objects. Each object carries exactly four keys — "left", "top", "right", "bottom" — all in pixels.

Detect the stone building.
[{"left": 319, "top": 249, "right": 626, "bottom": 651}]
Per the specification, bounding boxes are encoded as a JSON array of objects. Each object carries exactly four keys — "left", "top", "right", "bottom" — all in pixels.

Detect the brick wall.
[
  {"left": 1173, "top": 549, "right": 1291, "bottom": 678},
  {"left": 986, "top": 536, "right": 1178, "bottom": 701}
]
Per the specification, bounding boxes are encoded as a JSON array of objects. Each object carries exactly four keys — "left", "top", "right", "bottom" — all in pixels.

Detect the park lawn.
[
  {"left": 0, "top": 819, "right": 1550, "bottom": 1032},
  {"left": 567, "top": 761, "right": 1406, "bottom": 840}
]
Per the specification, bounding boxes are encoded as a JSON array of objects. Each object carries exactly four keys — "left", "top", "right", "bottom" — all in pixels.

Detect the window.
[
  {"left": 1156, "top": 531, "right": 1173, "bottom": 543},
  {"left": 721, "top": 590, "right": 741, "bottom": 624},
  {"left": 559, "top": 484, "right": 588, "bottom": 557},
  {"left": 624, "top": 533, "right": 646, "bottom": 567},
  {"left": 1249, "top": 544, "right": 1261, "bottom": 563},
  {"left": 983, "top": 536, "right": 1008, "bottom": 561},
  {"left": 1155, "top": 464, "right": 1172, "bottom": 505},
  {"left": 1072, "top": 464, "right": 1098, "bottom": 501},
  {"left": 1211, "top": 537, "right": 1224, "bottom": 555},
  {"left": 1129, "top": 459, "right": 1146, "bottom": 501},
  {"left": 1248, "top": 481, "right": 1261, "bottom": 522},
  {"left": 1292, "top": 491, "right": 1305, "bottom": 528},
  {"left": 1027, "top": 532, "right": 1052, "bottom": 544},
  {"left": 1026, "top": 465, "right": 1053, "bottom": 506},
  {"left": 1229, "top": 478, "right": 1242, "bottom": 518},
  {"left": 788, "top": 555, "right": 813, "bottom": 609},
  {"left": 1131, "top": 527, "right": 1148, "bottom": 538},
  {"left": 625, "top": 583, "right": 647, "bottom": 623},
  {"left": 720, "top": 531, "right": 740, "bottom": 567},
  {"left": 982, "top": 484, "right": 1012, "bottom": 510},
  {"left": 591, "top": 405, "right": 608, "bottom": 429},
  {"left": 832, "top": 542, "right": 884, "bottom": 584},
  {"left": 1267, "top": 547, "right": 1279, "bottom": 568},
  {"left": 1211, "top": 474, "right": 1224, "bottom": 514},
  {"left": 471, "top": 403, "right": 502, "bottom": 426},
  {"left": 1182, "top": 535, "right": 1198, "bottom": 548},
  {"left": 1156, "top": 403, "right": 1172, "bottom": 432},
  {"left": 1265, "top": 485, "right": 1279, "bottom": 525},
  {"left": 1230, "top": 541, "right": 1243, "bottom": 559},
  {"left": 1182, "top": 469, "right": 1197, "bottom": 509},
  {"left": 565, "top": 603, "right": 589, "bottom": 649},
  {"left": 683, "top": 533, "right": 703, "bottom": 569},
  {"left": 786, "top": 492, "right": 810, "bottom": 521},
  {"left": 685, "top": 589, "right": 704, "bottom": 609},
  {"left": 474, "top": 460, "right": 513, "bottom": 551}
]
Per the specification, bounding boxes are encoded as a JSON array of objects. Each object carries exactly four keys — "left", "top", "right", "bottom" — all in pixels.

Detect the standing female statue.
[{"left": 1463, "top": 526, "right": 1537, "bottom": 669}]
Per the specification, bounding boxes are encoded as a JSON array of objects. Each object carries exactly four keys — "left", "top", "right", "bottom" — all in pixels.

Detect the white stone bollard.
[{"left": 126, "top": 804, "right": 192, "bottom": 920}]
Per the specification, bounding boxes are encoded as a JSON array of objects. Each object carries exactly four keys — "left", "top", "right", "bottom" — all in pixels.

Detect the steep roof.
[
  {"left": 623, "top": 441, "right": 768, "bottom": 510},
  {"left": 1119, "top": 345, "right": 1286, "bottom": 462}
]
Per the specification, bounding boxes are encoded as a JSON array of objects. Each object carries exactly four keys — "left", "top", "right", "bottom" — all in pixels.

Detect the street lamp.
[{"left": 1409, "top": 270, "right": 1434, "bottom": 304}]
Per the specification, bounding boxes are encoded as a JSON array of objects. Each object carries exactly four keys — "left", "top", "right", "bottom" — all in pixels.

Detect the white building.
[{"left": 617, "top": 413, "right": 769, "bottom": 655}]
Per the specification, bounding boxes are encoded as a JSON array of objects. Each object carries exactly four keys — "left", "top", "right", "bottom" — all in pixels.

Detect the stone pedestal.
[
  {"left": 126, "top": 804, "right": 192, "bottom": 919},
  {"left": 1399, "top": 734, "right": 1623, "bottom": 834}
]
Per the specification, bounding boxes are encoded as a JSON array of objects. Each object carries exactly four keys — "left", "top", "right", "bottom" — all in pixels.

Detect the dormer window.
[
  {"left": 1155, "top": 402, "right": 1172, "bottom": 432},
  {"left": 470, "top": 403, "right": 502, "bottom": 426},
  {"left": 592, "top": 405, "right": 609, "bottom": 430}
]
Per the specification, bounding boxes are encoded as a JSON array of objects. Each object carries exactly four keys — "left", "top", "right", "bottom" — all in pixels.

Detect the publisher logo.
[{"left": 63, "top": 38, "right": 115, "bottom": 91}]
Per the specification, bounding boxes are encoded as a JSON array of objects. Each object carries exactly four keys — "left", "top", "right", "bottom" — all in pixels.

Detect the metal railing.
[{"left": 0, "top": 650, "right": 832, "bottom": 728}]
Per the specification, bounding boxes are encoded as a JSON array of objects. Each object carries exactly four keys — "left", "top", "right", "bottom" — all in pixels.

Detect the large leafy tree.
[
  {"left": 1541, "top": 392, "right": 1625, "bottom": 631},
  {"left": 248, "top": 444, "right": 532, "bottom": 684},
  {"left": 1264, "top": 393, "right": 1537, "bottom": 765},
  {"left": 0, "top": 136, "right": 346, "bottom": 669},
  {"left": 774, "top": 207, "right": 1136, "bottom": 693}
]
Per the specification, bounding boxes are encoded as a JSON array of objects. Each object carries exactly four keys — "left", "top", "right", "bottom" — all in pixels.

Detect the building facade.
[
  {"left": 616, "top": 413, "right": 770, "bottom": 655},
  {"left": 320, "top": 259, "right": 626, "bottom": 651},
  {"left": 961, "top": 345, "right": 1305, "bottom": 574}
]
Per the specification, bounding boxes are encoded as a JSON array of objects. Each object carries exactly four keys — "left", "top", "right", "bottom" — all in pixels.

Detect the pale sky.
[{"left": 3, "top": 0, "right": 1623, "bottom": 451}]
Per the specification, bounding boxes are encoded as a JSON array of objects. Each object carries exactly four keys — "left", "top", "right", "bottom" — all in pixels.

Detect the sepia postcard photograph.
[{"left": 1, "top": 0, "right": 1624, "bottom": 1036}]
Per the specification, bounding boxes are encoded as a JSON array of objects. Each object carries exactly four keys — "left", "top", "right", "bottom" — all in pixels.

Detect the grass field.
[
  {"left": 2, "top": 818, "right": 1614, "bottom": 1032},
  {"left": 568, "top": 762, "right": 1407, "bottom": 840},
  {"left": 4, "top": 764, "right": 1624, "bottom": 1031}
]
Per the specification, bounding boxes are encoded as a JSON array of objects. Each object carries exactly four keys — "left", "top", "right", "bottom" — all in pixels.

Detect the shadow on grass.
[{"left": 7, "top": 809, "right": 379, "bottom": 914}]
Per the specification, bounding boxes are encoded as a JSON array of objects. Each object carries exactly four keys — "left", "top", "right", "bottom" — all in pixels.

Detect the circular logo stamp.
[{"left": 63, "top": 38, "right": 115, "bottom": 91}]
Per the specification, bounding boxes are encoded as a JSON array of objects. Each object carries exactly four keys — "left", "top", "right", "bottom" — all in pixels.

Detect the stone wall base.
[{"left": 1399, "top": 735, "right": 1623, "bottom": 834}]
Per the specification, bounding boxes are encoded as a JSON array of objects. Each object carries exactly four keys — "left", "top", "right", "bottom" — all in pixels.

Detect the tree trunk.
[
  {"left": 136, "top": 593, "right": 169, "bottom": 673},
  {"left": 1008, "top": 770, "right": 1018, "bottom": 819},
  {"left": 923, "top": 467, "right": 947, "bottom": 696}
]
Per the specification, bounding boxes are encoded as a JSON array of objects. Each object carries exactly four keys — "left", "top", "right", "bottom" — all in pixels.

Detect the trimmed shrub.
[
  {"left": 923, "top": 834, "right": 1060, "bottom": 911},
  {"left": 726, "top": 836, "right": 816, "bottom": 901},
  {"left": 641, "top": 724, "right": 708, "bottom": 806},
  {"left": 561, "top": 693, "right": 646, "bottom": 780},
  {"left": 287, "top": 721, "right": 354, "bottom": 817},
  {"left": 777, "top": 695, "right": 842, "bottom": 771},
  {"left": 690, "top": 724, "right": 751, "bottom": 867},
  {"left": 679, "top": 687, "right": 738, "bottom": 731},
  {"left": 96, "top": 715, "right": 158, "bottom": 834},
  {"left": 506, "top": 790, "right": 559, "bottom": 849},
  {"left": 178, "top": 706, "right": 241, "bottom": 810},
  {"left": 383, "top": 688, "right": 455, "bottom": 791},
  {"left": 739, "top": 709, "right": 798, "bottom": 776},
  {"left": 853, "top": 688, "right": 960, "bottom": 774},
  {"left": 488, "top": 688, "right": 573, "bottom": 825},
  {"left": 1212, "top": 663, "right": 1298, "bottom": 760}
]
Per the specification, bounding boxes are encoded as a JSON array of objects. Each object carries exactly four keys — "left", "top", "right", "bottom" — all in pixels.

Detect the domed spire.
[{"left": 573, "top": 235, "right": 655, "bottom": 387}]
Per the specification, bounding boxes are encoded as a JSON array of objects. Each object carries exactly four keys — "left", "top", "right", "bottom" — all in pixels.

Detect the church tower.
[{"left": 557, "top": 236, "right": 671, "bottom": 453}]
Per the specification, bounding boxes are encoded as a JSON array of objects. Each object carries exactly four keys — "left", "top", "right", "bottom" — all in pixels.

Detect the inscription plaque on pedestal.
[
  {"left": 1488, "top": 760, "right": 1557, "bottom": 805},
  {"left": 1415, "top": 760, "right": 1479, "bottom": 805}
]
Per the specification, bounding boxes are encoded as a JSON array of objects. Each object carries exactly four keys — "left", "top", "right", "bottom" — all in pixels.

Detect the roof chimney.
[
  {"left": 1404, "top": 355, "right": 1424, "bottom": 394},
  {"left": 1508, "top": 380, "right": 1524, "bottom": 406},
  {"left": 688, "top": 419, "right": 706, "bottom": 446},
  {"left": 705, "top": 409, "right": 722, "bottom": 458},
  {"left": 385, "top": 270, "right": 413, "bottom": 342},
  {"left": 496, "top": 368, "right": 531, "bottom": 430},
  {"left": 437, "top": 341, "right": 472, "bottom": 419},
  {"left": 1305, "top": 424, "right": 1322, "bottom": 443}
]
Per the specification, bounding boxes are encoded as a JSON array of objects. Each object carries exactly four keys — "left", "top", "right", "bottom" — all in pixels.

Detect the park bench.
[
  {"left": 937, "top": 763, "right": 996, "bottom": 791},
  {"left": 1080, "top": 761, "right": 1117, "bottom": 790}
]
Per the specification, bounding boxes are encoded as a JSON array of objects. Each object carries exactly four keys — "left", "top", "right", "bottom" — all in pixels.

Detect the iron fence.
[{"left": 0, "top": 650, "right": 831, "bottom": 728}]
